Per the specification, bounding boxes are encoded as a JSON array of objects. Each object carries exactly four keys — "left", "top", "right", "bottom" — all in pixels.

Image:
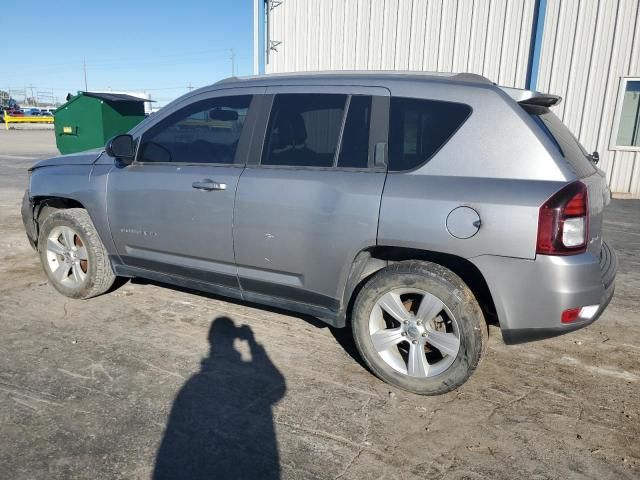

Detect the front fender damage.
[{"left": 21, "top": 191, "right": 38, "bottom": 249}]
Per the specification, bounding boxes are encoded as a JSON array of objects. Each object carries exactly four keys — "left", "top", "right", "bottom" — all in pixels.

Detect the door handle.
[
  {"left": 373, "top": 142, "right": 387, "bottom": 168},
  {"left": 192, "top": 179, "right": 227, "bottom": 191}
]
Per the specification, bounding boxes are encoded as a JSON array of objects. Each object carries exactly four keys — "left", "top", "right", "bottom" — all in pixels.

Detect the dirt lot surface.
[{"left": 1, "top": 129, "right": 639, "bottom": 479}]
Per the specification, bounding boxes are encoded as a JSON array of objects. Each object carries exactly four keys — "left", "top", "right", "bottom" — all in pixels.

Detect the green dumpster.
[{"left": 54, "top": 92, "right": 148, "bottom": 154}]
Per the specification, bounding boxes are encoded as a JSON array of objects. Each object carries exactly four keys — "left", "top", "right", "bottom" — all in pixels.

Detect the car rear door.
[
  {"left": 107, "top": 89, "right": 261, "bottom": 294},
  {"left": 232, "top": 85, "right": 390, "bottom": 318}
]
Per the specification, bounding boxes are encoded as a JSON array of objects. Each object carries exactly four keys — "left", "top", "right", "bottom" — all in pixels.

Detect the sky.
[{"left": 1, "top": 0, "right": 254, "bottom": 106}]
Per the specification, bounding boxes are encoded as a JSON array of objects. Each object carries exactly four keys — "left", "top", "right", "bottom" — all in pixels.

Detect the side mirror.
[
  {"left": 590, "top": 151, "right": 600, "bottom": 165},
  {"left": 106, "top": 134, "right": 135, "bottom": 164}
]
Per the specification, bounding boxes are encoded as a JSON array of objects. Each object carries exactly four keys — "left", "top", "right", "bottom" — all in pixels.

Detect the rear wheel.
[
  {"left": 351, "top": 261, "right": 487, "bottom": 395},
  {"left": 38, "top": 208, "right": 116, "bottom": 299}
]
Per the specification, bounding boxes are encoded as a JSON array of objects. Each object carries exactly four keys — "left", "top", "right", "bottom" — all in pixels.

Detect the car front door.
[
  {"left": 107, "top": 90, "right": 259, "bottom": 293},
  {"left": 233, "top": 86, "right": 390, "bottom": 319}
]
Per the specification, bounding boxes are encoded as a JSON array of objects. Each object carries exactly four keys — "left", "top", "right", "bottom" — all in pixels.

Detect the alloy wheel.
[
  {"left": 368, "top": 288, "right": 461, "bottom": 378},
  {"left": 45, "top": 226, "right": 88, "bottom": 287}
]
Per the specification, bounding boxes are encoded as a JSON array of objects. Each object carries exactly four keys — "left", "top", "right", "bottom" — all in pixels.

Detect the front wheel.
[
  {"left": 38, "top": 208, "right": 116, "bottom": 299},
  {"left": 351, "top": 261, "right": 487, "bottom": 395}
]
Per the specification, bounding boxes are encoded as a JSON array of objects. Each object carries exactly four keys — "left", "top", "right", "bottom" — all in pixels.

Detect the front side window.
[
  {"left": 614, "top": 79, "right": 640, "bottom": 148},
  {"left": 262, "top": 94, "right": 347, "bottom": 167},
  {"left": 138, "top": 95, "right": 252, "bottom": 164},
  {"left": 388, "top": 97, "right": 472, "bottom": 171}
]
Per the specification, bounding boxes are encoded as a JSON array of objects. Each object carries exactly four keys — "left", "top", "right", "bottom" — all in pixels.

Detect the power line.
[
  {"left": 11, "top": 48, "right": 243, "bottom": 73},
  {"left": 14, "top": 55, "right": 247, "bottom": 78},
  {"left": 5, "top": 52, "right": 252, "bottom": 87},
  {"left": 8, "top": 85, "right": 197, "bottom": 92}
]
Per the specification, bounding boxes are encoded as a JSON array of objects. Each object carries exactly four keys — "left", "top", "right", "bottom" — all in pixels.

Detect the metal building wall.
[
  {"left": 536, "top": 0, "right": 640, "bottom": 197},
  {"left": 266, "top": 0, "right": 537, "bottom": 88},
  {"left": 265, "top": 0, "right": 640, "bottom": 197}
]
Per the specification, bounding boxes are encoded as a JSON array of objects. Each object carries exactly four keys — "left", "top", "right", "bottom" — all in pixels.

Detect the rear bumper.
[{"left": 471, "top": 241, "right": 617, "bottom": 344}]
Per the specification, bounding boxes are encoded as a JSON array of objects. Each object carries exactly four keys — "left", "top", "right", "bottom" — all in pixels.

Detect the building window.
[{"left": 614, "top": 78, "right": 640, "bottom": 149}]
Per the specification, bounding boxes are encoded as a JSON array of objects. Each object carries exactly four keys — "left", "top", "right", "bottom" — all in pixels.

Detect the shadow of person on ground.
[{"left": 153, "top": 316, "right": 286, "bottom": 480}]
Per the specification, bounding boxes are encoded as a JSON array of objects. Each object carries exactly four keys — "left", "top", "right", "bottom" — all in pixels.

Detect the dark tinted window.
[
  {"left": 530, "top": 110, "right": 596, "bottom": 177},
  {"left": 262, "top": 94, "right": 346, "bottom": 167},
  {"left": 337, "top": 95, "right": 372, "bottom": 168},
  {"left": 388, "top": 97, "right": 471, "bottom": 171},
  {"left": 139, "top": 95, "right": 251, "bottom": 164}
]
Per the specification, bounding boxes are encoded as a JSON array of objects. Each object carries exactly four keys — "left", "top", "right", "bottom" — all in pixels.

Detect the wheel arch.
[
  {"left": 338, "top": 246, "right": 499, "bottom": 330},
  {"left": 30, "top": 196, "right": 87, "bottom": 247},
  {"left": 34, "top": 195, "right": 86, "bottom": 212}
]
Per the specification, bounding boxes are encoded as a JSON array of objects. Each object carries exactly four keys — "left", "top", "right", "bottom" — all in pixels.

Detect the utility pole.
[
  {"left": 28, "top": 84, "right": 35, "bottom": 105},
  {"left": 253, "top": 0, "right": 259, "bottom": 74},
  {"left": 232, "top": 49, "right": 236, "bottom": 76},
  {"left": 187, "top": 82, "right": 193, "bottom": 91},
  {"left": 83, "top": 58, "right": 88, "bottom": 91}
]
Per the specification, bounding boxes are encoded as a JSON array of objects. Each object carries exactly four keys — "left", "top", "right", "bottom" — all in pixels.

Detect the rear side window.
[
  {"left": 530, "top": 110, "right": 596, "bottom": 177},
  {"left": 388, "top": 97, "right": 472, "bottom": 171},
  {"left": 262, "top": 94, "right": 346, "bottom": 167},
  {"left": 337, "top": 95, "right": 372, "bottom": 168}
]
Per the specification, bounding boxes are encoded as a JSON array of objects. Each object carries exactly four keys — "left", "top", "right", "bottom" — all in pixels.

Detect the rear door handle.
[
  {"left": 192, "top": 179, "right": 227, "bottom": 191},
  {"left": 373, "top": 142, "right": 387, "bottom": 168}
]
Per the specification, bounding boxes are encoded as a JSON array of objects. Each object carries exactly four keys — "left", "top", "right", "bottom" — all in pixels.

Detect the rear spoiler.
[{"left": 499, "top": 86, "right": 562, "bottom": 107}]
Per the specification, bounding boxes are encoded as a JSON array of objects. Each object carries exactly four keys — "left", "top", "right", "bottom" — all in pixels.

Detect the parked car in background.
[{"left": 21, "top": 72, "right": 617, "bottom": 395}]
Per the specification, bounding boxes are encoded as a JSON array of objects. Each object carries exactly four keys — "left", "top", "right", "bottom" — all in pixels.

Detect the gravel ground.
[{"left": 0, "top": 129, "right": 638, "bottom": 479}]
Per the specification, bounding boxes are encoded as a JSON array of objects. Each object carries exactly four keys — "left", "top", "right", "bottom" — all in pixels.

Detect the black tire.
[
  {"left": 351, "top": 261, "right": 487, "bottom": 395},
  {"left": 38, "top": 208, "right": 116, "bottom": 299}
]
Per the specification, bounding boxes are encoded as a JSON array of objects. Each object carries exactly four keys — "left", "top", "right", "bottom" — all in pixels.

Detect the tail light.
[{"left": 537, "top": 181, "right": 588, "bottom": 255}]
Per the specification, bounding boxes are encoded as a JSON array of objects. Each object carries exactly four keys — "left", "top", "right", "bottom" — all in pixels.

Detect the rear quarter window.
[
  {"left": 529, "top": 109, "right": 596, "bottom": 178},
  {"left": 388, "top": 97, "right": 472, "bottom": 171}
]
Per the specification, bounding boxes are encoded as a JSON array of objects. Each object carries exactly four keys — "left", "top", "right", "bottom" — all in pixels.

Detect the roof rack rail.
[
  {"left": 215, "top": 70, "right": 494, "bottom": 85},
  {"left": 214, "top": 76, "right": 240, "bottom": 85},
  {"left": 451, "top": 72, "right": 494, "bottom": 84}
]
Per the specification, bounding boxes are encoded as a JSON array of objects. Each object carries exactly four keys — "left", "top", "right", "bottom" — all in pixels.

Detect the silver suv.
[{"left": 22, "top": 72, "right": 617, "bottom": 395}]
